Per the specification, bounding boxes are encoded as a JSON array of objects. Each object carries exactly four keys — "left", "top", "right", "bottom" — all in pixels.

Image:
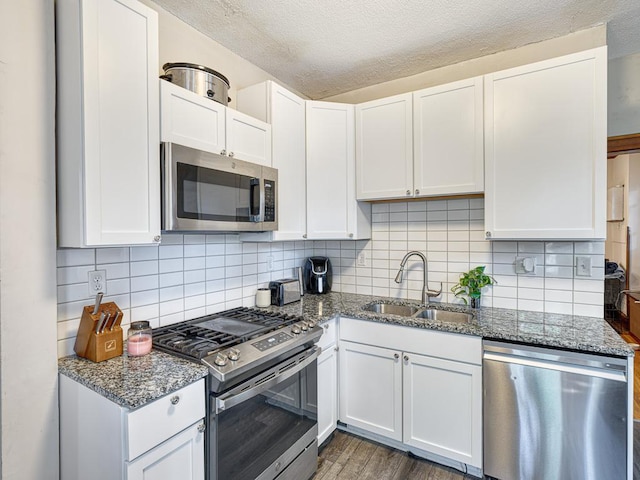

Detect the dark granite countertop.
[
  {"left": 259, "top": 292, "right": 634, "bottom": 358},
  {"left": 59, "top": 291, "right": 632, "bottom": 410},
  {"left": 58, "top": 348, "right": 208, "bottom": 409}
]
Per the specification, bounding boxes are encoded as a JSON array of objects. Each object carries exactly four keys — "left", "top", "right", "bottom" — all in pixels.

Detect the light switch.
[{"left": 576, "top": 256, "right": 592, "bottom": 277}]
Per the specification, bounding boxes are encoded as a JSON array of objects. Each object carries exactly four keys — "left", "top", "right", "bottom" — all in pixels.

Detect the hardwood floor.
[{"left": 313, "top": 431, "right": 475, "bottom": 480}]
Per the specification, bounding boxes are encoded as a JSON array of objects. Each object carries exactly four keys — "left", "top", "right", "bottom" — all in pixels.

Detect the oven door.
[
  {"left": 209, "top": 347, "right": 319, "bottom": 480},
  {"left": 162, "top": 142, "right": 270, "bottom": 232}
]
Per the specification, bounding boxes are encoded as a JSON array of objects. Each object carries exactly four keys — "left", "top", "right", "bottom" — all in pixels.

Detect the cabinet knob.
[
  {"left": 415, "top": 189, "right": 420, "bottom": 195},
  {"left": 302, "top": 234, "right": 307, "bottom": 239},
  {"left": 323, "top": 324, "right": 329, "bottom": 330},
  {"left": 406, "top": 190, "right": 411, "bottom": 196},
  {"left": 404, "top": 355, "right": 409, "bottom": 362},
  {"left": 220, "top": 149, "right": 227, "bottom": 156},
  {"left": 153, "top": 235, "right": 161, "bottom": 243},
  {"left": 170, "top": 395, "right": 180, "bottom": 405},
  {"left": 197, "top": 422, "right": 206, "bottom": 433},
  {"left": 334, "top": 346, "right": 339, "bottom": 352},
  {"left": 349, "top": 233, "right": 354, "bottom": 238},
  {"left": 229, "top": 151, "right": 235, "bottom": 158},
  {"left": 394, "top": 353, "right": 399, "bottom": 359},
  {"left": 485, "top": 231, "right": 492, "bottom": 239}
]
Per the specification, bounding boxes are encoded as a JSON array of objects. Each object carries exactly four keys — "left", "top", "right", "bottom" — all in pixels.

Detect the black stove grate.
[{"left": 152, "top": 307, "right": 303, "bottom": 360}]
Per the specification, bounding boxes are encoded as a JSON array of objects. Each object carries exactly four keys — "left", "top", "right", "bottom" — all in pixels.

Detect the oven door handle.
[{"left": 215, "top": 346, "right": 321, "bottom": 413}]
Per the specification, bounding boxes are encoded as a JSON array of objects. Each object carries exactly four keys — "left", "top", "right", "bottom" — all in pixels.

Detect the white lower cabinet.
[
  {"left": 339, "top": 341, "right": 403, "bottom": 441},
  {"left": 317, "top": 319, "right": 339, "bottom": 445},
  {"left": 338, "top": 317, "right": 482, "bottom": 469},
  {"left": 60, "top": 375, "right": 205, "bottom": 480},
  {"left": 402, "top": 352, "right": 482, "bottom": 467},
  {"left": 126, "top": 421, "right": 205, "bottom": 480}
]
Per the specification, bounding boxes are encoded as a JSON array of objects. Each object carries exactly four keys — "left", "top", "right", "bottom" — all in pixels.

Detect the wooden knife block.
[{"left": 74, "top": 302, "right": 123, "bottom": 362}]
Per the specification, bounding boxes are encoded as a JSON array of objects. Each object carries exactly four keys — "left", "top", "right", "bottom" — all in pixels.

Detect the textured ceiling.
[{"left": 150, "top": 0, "right": 640, "bottom": 99}]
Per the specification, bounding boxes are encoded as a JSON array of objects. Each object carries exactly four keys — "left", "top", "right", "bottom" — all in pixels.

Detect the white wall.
[
  {"left": 139, "top": 0, "right": 306, "bottom": 103},
  {"left": 608, "top": 52, "right": 640, "bottom": 137},
  {"left": 322, "top": 26, "right": 606, "bottom": 103},
  {"left": 628, "top": 154, "right": 640, "bottom": 291},
  {"left": 606, "top": 155, "right": 629, "bottom": 267},
  {"left": 0, "top": 1, "right": 59, "bottom": 479}
]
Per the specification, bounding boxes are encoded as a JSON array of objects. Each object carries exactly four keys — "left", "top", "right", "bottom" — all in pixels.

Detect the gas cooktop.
[{"left": 153, "top": 307, "right": 323, "bottom": 391}]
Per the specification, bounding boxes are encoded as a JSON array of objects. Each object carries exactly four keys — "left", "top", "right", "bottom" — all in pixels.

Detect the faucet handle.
[{"left": 426, "top": 282, "right": 443, "bottom": 298}]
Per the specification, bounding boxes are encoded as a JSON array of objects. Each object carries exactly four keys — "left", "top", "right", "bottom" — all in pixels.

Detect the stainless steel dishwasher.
[{"left": 483, "top": 341, "right": 628, "bottom": 480}]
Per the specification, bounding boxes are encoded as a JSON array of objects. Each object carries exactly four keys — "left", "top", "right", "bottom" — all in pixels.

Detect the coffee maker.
[{"left": 303, "top": 257, "right": 332, "bottom": 294}]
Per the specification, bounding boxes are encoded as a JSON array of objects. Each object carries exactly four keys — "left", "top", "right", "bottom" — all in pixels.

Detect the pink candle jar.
[{"left": 127, "top": 321, "right": 152, "bottom": 356}]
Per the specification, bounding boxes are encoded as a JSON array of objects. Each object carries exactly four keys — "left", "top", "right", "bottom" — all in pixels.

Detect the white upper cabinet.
[
  {"left": 413, "top": 77, "right": 484, "bottom": 196},
  {"left": 160, "top": 80, "right": 272, "bottom": 166},
  {"left": 484, "top": 47, "right": 607, "bottom": 240},
  {"left": 56, "top": 0, "right": 160, "bottom": 247},
  {"left": 225, "top": 109, "right": 272, "bottom": 166},
  {"left": 356, "top": 93, "right": 414, "bottom": 200},
  {"left": 237, "top": 81, "right": 307, "bottom": 241},
  {"left": 306, "top": 101, "right": 371, "bottom": 240},
  {"left": 160, "top": 80, "right": 226, "bottom": 154}
]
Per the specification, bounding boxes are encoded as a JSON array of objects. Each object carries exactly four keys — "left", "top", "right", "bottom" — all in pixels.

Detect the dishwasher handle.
[{"left": 483, "top": 351, "right": 627, "bottom": 382}]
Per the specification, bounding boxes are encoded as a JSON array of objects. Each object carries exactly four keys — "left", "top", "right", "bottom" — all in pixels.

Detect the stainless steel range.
[{"left": 153, "top": 307, "right": 322, "bottom": 480}]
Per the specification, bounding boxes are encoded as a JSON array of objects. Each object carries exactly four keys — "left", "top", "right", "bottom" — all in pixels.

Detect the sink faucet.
[{"left": 394, "top": 251, "right": 442, "bottom": 304}]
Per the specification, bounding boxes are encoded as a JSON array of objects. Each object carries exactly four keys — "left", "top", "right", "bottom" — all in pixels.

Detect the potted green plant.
[{"left": 451, "top": 266, "right": 496, "bottom": 308}]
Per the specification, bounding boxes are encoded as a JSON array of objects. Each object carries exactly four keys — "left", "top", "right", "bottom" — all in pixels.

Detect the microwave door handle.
[{"left": 249, "top": 178, "right": 261, "bottom": 222}]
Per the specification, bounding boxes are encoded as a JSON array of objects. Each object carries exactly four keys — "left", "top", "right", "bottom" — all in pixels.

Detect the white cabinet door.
[
  {"left": 403, "top": 352, "right": 482, "bottom": 468},
  {"left": 317, "top": 343, "right": 338, "bottom": 445},
  {"left": 339, "top": 341, "right": 402, "bottom": 441},
  {"left": 413, "top": 77, "right": 484, "bottom": 196},
  {"left": 356, "top": 93, "right": 413, "bottom": 200},
  {"left": 57, "top": 0, "right": 160, "bottom": 247},
  {"left": 306, "top": 101, "right": 370, "bottom": 240},
  {"left": 484, "top": 47, "right": 607, "bottom": 239},
  {"left": 225, "top": 109, "right": 272, "bottom": 166},
  {"left": 237, "top": 81, "right": 307, "bottom": 241},
  {"left": 160, "top": 80, "right": 226, "bottom": 155},
  {"left": 126, "top": 421, "right": 205, "bottom": 480}
]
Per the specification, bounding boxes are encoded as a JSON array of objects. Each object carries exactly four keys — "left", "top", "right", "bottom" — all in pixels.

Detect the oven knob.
[
  {"left": 214, "top": 354, "right": 228, "bottom": 367},
  {"left": 300, "top": 322, "right": 309, "bottom": 331},
  {"left": 227, "top": 348, "right": 241, "bottom": 361},
  {"left": 307, "top": 320, "right": 317, "bottom": 328},
  {"left": 291, "top": 325, "right": 301, "bottom": 335}
]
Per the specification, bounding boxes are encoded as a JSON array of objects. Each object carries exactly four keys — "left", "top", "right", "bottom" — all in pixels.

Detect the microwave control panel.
[{"left": 264, "top": 180, "right": 276, "bottom": 222}]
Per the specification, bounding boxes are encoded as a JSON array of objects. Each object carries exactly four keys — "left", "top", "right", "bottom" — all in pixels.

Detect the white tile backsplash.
[{"left": 56, "top": 202, "right": 607, "bottom": 358}]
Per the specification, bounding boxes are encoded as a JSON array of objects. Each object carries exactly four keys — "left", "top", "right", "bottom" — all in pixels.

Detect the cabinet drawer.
[
  {"left": 339, "top": 317, "right": 481, "bottom": 365},
  {"left": 318, "top": 318, "right": 337, "bottom": 350},
  {"left": 126, "top": 379, "right": 205, "bottom": 461}
]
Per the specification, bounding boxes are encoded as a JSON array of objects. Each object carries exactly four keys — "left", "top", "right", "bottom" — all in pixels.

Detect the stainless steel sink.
[
  {"left": 415, "top": 309, "right": 474, "bottom": 324},
  {"left": 363, "top": 303, "right": 420, "bottom": 316}
]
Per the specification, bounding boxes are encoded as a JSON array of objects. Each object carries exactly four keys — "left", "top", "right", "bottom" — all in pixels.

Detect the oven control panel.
[{"left": 252, "top": 331, "right": 293, "bottom": 351}]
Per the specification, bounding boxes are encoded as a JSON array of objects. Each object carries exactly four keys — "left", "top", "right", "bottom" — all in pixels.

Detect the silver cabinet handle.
[
  {"left": 197, "top": 422, "right": 206, "bottom": 433},
  {"left": 406, "top": 190, "right": 411, "bottom": 196},
  {"left": 486, "top": 231, "right": 492, "bottom": 238},
  {"left": 404, "top": 355, "right": 409, "bottom": 361},
  {"left": 349, "top": 233, "right": 354, "bottom": 238},
  {"left": 415, "top": 189, "right": 420, "bottom": 195},
  {"left": 302, "top": 234, "right": 307, "bottom": 239},
  {"left": 153, "top": 235, "right": 161, "bottom": 242},
  {"left": 229, "top": 151, "right": 235, "bottom": 157},
  {"left": 220, "top": 149, "right": 227, "bottom": 156},
  {"left": 323, "top": 324, "right": 329, "bottom": 330},
  {"left": 170, "top": 395, "right": 180, "bottom": 405},
  {"left": 394, "top": 353, "right": 400, "bottom": 359},
  {"left": 334, "top": 346, "right": 339, "bottom": 352}
]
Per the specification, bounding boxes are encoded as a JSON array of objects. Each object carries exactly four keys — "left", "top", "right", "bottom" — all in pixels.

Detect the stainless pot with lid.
[{"left": 161, "top": 62, "right": 231, "bottom": 105}]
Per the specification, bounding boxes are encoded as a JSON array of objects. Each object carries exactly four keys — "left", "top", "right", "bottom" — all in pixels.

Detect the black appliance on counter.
[
  {"left": 153, "top": 307, "right": 322, "bottom": 480},
  {"left": 303, "top": 257, "right": 332, "bottom": 294}
]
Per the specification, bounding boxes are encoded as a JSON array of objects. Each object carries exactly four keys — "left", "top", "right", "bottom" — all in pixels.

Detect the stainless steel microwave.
[{"left": 161, "top": 143, "right": 277, "bottom": 232}]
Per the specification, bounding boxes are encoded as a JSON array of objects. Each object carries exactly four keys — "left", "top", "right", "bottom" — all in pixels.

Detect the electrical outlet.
[
  {"left": 88, "top": 269, "right": 107, "bottom": 296},
  {"left": 357, "top": 252, "right": 367, "bottom": 267},
  {"left": 576, "top": 256, "right": 592, "bottom": 277}
]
